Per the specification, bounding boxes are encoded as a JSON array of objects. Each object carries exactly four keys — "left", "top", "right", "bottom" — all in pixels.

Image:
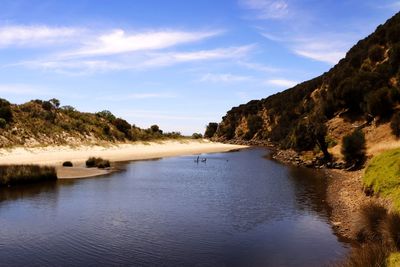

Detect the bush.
[
  {"left": 113, "top": 118, "right": 132, "bottom": 138},
  {"left": 96, "top": 110, "right": 116, "bottom": 122},
  {"left": 0, "top": 98, "right": 12, "bottom": 122},
  {"left": 341, "top": 129, "right": 366, "bottom": 167},
  {"left": 0, "top": 118, "right": 6, "bottom": 129},
  {"left": 62, "top": 161, "right": 73, "bottom": 167},
  {"left": 204, "top": 122, "right": 218, "bottom": 138},
  {"left": 369, "top": 44, "right": 385, "bottom": 62},
  {"left": 191, "top": 133, "right": 203, "bottom": 139},
  {"left": 150, "top": 125, "right": 162, "bottom": 134},
  {"left": 0, "top": 165, "right": 57, "bottom": 186},
  {"left": 86, "top": 157, "right": 110, "bottom": 169},
  {"left": 366, "top": 87, "right": 393, "bottom": 118},
  {"left": 356, "top": 204, "right": 388, "bottom": 243},
  {"left": 391, "top": 112, "right": 400, "bottom": 137}
]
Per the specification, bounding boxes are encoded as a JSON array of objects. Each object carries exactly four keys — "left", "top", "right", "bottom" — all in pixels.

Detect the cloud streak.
[
  {"left": 199, "top": 73, "right": 252, "bottom": 83},
  {"left": 0, "top": 25, "right": 79, "bottom": 48},
  {"left": 266, "top": 79, "right": 298, "bottom": 87},
  {"left": 239, "top": 0, "right": 289, "bottom": 19},
  {"left": 63, "top": 29, "right": 222, "bottom": 58}
]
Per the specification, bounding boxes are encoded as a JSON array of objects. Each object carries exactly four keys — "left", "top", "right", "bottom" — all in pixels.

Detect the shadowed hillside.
[{"left": 212, "top": 12, "right": 400, "bottom": 160}]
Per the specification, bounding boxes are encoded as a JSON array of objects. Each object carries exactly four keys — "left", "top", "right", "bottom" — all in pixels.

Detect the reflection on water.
[{"left": 0, "top": 148, "right": 349, "bottom": 267}]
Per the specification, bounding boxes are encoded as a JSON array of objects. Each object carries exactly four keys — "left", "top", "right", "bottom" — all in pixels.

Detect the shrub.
[
  {"left": 191, "top": 133, "right": 203, "bottom": 139},
  {"left": 341, "top": 129, "right": 366, "bottom": 167},
  {"left": 62, "top": 161, "right": 73, "bottom": 167},
  {"left": 0, "top": 165, "right": 57, "bottom": 186},
  {"left": 86, "top": 157, "right": 110, "bottom": 169},
  {"left": 0, "top": 98, "right": 13, "bottom": 122},
  {"left": 391, "top": 112, "right": 400, "bottom": 137},
  {"left": 356, "top": 204, "right": 388, "bottom": 243},
  {"left": 366, "top": 87, "right": 393, "bottom": 118},
  {"left": 369, "top": 44, "right": 385, "bottom": 62},
  {"left": 150, "top": 125, "right": 162, "bottom": 134},
  {"left": 0, "top": 118, "right": 6, "bottom": 128},
  {"left": 41, "top": 101, "right": 53, "bottom": 111},
  {"left": 96, "top": 110, "right": 116, "bottom": 122},
  {"left": 113, "top": 118, "right": 132, "bottom": 137},
  {"left": 245, "top": 115, "right": 263, "bottom": 140},
  {"left": 204, "top": 122, "right": 218, "bottom": 138}
]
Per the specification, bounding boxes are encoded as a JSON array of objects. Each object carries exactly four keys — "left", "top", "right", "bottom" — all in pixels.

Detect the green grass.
[
  {"left": 363, "top": 148, "right": 400, "bottom": 211},
  {"left": 388, "top": 252, "right": 400, "bottom": 267},
  {"left": 0, "top": 165, "right": 57, "bottom": 186}
]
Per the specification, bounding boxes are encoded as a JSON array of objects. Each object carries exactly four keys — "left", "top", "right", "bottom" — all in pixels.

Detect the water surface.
[{"left": 0, "top": 148, "right": 349, "bottom": 266}]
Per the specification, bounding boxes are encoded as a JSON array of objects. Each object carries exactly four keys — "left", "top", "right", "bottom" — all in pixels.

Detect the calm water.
[{"left": 0, "top": 148, "right": 349, "bottom": 266}]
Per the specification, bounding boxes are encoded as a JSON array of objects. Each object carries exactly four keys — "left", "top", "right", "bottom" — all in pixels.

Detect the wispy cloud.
[
  {"left": 63, "top": 29, "right": 222, "bottom": 58},
  {"left": 0, "top": 25, "right": 79, "bottom": 48},
  {"left": 266, "top": 79, "right": 298, "bottom": 87},
  {"left": 238, "top": 61, "right": 281, "bottom": 73},
  {"left": 239, "top": 0, "right": 289, "bottom": 19},
  {"left": 96, "top": 93, "right": 177, "bottom": 101},
  {"left": 261, "top": 33, "right": 351, "bottom": 64},
  {"left": 16, "top": 44, "right": 255, "bottom": 74},
  {"left": 199, "top": 73, "right": 253, "bottom": 83},
  {"left": 143, "top": 45, "right": 255, "bottom": 67}
]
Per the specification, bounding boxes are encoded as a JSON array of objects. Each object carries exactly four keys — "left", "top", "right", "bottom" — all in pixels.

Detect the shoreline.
[{"left": 0, "top": 140, "right": 248, "bottom": 179}]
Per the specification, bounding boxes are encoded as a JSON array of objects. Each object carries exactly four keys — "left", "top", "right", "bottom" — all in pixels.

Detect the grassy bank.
[
  {"left": 0, "top": 165, "right": 57, "bottom": 186},
  {"left": 363, "top": 148, "right": 400, "bottom": 211}
]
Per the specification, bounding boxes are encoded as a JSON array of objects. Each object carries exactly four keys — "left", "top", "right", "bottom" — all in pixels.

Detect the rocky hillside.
[
  {"left": 212, "top": 12, "right": 400, "bottom": 160},
  {"left": 0, "top": 98, "right": 180, "bottom": 148}
]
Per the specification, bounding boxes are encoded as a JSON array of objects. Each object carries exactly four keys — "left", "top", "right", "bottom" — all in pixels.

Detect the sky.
[{"left": 0, "top": 0, "right": 399, "bottom": 135}]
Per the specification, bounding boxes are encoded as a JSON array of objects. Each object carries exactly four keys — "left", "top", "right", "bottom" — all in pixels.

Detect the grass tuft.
[{"left": 0, "top": 165, "right": 57, "bottom": 186}]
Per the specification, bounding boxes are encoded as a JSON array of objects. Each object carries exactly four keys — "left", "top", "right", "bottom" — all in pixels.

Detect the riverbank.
[{"left": 0, "top": 140, "right": 247, "bottom": 179}]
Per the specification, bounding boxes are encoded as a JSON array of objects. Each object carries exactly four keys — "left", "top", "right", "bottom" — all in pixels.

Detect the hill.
[
  {"left": 0, "top": 98, "right": 181, "bottom": 148},
  {"left": 211, "top": 12, "right": 400, "bottom": 161}
]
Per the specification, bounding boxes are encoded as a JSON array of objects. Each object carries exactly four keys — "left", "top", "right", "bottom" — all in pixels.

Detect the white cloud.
[
  {"left": 0, "top": 25, "right": 79, "bottom": 48},
  {"left": 199, "top": 73, "right": 252, "bottom": 83},
  {"left": 96, "top": 93, "right": 177, "bottom": 101},
  {"left": 239, "top": 0, "right": 289, "bottom": 19},
  {"left": 63, "top": 29, "right": 222, "bottom": 58},
  {"left": 143, "top": 45, "right": 255, "bottom": 67},
  {"left": 16, "top": 44, "right": 254, "bottom": 74},
  {"left": 266, "top": 79, "right": 298, "bottom": 87},
  {"left": 238, "top": 61, "right": 281, "bottom": 72}
]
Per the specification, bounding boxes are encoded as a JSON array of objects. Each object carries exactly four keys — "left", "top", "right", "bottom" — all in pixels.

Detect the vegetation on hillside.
[
  {"left": 0, "top": 98, "right": 183, "bottom": 148},
  {"left": 363, "top": 148, "right": 400, "bottom": 211},
  {"left": 212, "top": 12, "right": 400, "bottom": 159}
]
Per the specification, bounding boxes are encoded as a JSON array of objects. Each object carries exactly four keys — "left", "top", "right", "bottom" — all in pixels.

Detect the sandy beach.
[{"left": 0, "top": 140, "right": 247, "bottom": 179}]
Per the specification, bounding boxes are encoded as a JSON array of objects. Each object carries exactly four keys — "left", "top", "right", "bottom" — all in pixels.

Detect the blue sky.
[{"left": 0, "top": 0, "right": 399, "bottom": 135}]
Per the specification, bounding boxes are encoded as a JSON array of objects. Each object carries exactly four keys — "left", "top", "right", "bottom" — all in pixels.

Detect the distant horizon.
[{"left": 0, "top": 0, "right": 398, "bottom": 134}]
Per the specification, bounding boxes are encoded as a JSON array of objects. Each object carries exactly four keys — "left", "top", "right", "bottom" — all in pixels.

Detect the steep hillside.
[
  {"left": 0, "top": 98, "right": 180, "bottom": 148},
  {"left": 213, "top": 12, "right": 400, "bottom": 159}
]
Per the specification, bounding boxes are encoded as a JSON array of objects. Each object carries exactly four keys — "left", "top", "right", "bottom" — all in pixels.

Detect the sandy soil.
[{"left": 0, "top": 140, "right": 247, "bottom": 179}]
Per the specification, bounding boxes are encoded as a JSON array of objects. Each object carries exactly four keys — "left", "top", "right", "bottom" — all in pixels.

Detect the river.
[{"left": 0, "top": 147, "right": 349, "bottom": 266}]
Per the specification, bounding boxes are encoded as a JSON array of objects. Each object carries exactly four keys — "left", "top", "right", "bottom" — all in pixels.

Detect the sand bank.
[{"left": 0, "top": 140, "right": 247, "bottom": 179}]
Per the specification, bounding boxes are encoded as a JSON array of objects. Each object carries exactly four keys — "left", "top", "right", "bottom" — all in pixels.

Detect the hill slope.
[
  {"left": 0, "top": 99, "right": 180, "bottom": 148},
  {"left": 213, "top": 12, "right": 400, "bottom": 159}
]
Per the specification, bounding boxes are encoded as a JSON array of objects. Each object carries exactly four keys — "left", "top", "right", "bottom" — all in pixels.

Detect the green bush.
[
  {"left": 113, "top": 118, "right": 132, "bottom": 137},
  {"left": 341, "top": 129, "right": 367, "bottom": 167},
  {"left": 0, "top": 98, "right": 13, "bottom": 122},
  {"left": 366, "top": 87, "right": 393, "bottom": 118}
]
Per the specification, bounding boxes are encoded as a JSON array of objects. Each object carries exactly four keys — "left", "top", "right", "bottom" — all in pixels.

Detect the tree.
[
  {"left": 204, "top": 122, "right": 218, "bottom": 138},
  {"left": 341, "top": 129, "right": 366, "bottom": 167},
  {"left": 150, "top": 125, "right": 162, "bottom": 134},
  {"left": 49, "top": 98, "right": 60, "bottom": 108},
  {"left": 293, "top": 117, "right": 331, "bottom": 160}
]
